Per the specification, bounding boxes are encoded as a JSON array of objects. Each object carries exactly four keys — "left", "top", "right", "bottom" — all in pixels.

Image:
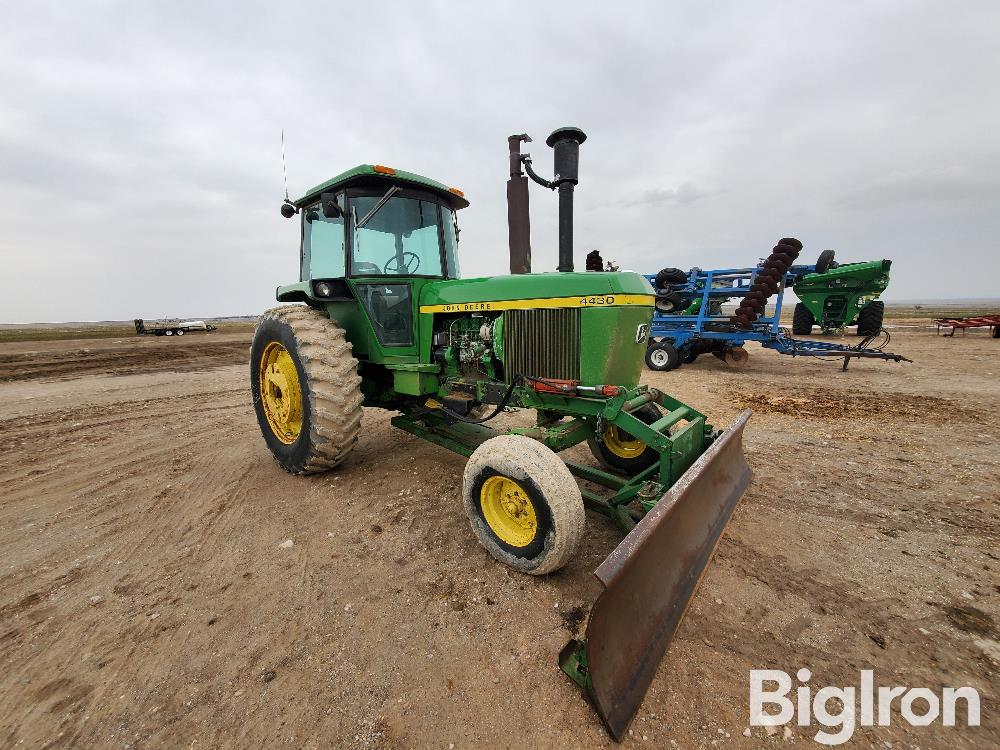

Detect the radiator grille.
[{"left": 503, "top": 308, "right": 581, "bottom": 383}]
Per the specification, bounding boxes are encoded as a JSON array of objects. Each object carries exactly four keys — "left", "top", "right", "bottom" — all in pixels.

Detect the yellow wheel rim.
[
  {"left": 258, "top": 341, "right": 303, "bottom": 444},
  {"left": 603, "top": 424, "right": 647, "bottom": 459},
  {"left": 480, "top": 476, "right": 538, "bottom": 548}
]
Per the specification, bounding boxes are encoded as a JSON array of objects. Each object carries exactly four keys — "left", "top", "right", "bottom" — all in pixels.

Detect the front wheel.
[
  {"left": 463, "top": 435, "right": 585, "bottom": 575},
  {"left": 587, "top": 403, "right": 662, "bottom": 475},
  {"left": 645, "top": 341, "right": 680, "bottom": 371}
]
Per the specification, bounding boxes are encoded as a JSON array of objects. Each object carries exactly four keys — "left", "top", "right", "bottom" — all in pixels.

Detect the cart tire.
[
  {"left": 856, "top": 300, "right": 885, "bottom": 336},
  {"left": 815, "top": 249, "right": 836, "bottom": 274},
  {"left": 645, "top": 341, "right": 680, "bottom": 371},
  {"left": 587, "top": 403, "right": 663, "bottom": 476},
  {"left": 792, "top": 303, "right": 815, "bottom": 335},
  {"left": 683, "top": 348, "right": 700, "bottom": 364},
  {"left": 175, "top": 329, "right": 185, "bottom": 336},
  {"left": 164, "top": 329, "right": 173, "bottom": 336},
  {"left": 463, "top": 435, "right": 584, "bottom": 575}
]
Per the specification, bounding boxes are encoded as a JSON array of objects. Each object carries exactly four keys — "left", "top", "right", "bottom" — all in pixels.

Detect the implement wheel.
[
  {"left": 645, "top": 341, "right": 680, "bottom": 371},
  {"left": 654, "top": 267, "right": 688, "bottom": 289},
  {"left": 463, "top": 435, "right": 585, "bottom": 575},
  {"left": 587, "top": 403, "right": 662, "bottom": 475},
  {"left": 251, "top": 305, "right": 363, "bottom": 474}
]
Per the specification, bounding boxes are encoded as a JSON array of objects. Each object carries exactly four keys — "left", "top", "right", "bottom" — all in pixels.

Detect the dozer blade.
[{"left": 561, "top": 409, "right": 753, "bottom": 740}]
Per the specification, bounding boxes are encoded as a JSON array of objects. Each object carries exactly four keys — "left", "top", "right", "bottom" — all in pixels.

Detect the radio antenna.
[{"left": 281, "top": 128, "right": 290, "bottom": 202}]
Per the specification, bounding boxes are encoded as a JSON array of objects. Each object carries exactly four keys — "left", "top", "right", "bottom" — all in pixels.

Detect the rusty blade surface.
[{"left": 585, "top": 410, "right": 753, "bottom": 740}]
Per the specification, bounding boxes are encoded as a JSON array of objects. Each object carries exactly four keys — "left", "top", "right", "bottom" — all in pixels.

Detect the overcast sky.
[{"left": 2, "top": 1, "right": 998, "bottom": 322}]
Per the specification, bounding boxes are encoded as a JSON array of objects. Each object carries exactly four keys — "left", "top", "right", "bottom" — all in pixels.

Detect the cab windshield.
[{"left": 349, "top": 192, "right": 458, "bottom": 277}]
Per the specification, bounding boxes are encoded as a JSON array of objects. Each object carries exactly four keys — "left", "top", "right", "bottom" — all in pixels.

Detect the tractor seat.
[{"left": 353, "top": 262, "right": 382, "bottom": 275}]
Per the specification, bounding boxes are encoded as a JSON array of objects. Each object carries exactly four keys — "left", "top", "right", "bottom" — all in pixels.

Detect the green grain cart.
[
  {"left": 791, "top": 256, "right": 892, "bottom": 335},
  {"left": 250, "top": 128, "right": 752, "bottom": 739}
]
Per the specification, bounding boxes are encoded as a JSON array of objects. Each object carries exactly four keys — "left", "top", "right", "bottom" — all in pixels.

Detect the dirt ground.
[{"left": 0, "top": 322, "right": 997, "bottom": 749}]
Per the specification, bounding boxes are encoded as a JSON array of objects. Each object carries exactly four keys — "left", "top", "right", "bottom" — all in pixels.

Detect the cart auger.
[{"left": 250, "top": 127, "right": 752, "bottom": 740}]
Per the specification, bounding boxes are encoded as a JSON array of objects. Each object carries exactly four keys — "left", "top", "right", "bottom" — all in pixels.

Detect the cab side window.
[{"left": 301, "top": 202, "right": 346, "bottom": 280}]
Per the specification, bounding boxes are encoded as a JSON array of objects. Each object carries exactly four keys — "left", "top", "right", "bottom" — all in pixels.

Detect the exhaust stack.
[
  {"left": 547, "top": 127, "right": 587, "bottom": 273},
  {"left": 506, "top": 126, "right": 587, "bottom": 274}
]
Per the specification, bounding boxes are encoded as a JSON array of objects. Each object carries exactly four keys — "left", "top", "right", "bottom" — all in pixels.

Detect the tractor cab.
[{"left": 277, "top": 164, "right": 469, "bottom": 355}]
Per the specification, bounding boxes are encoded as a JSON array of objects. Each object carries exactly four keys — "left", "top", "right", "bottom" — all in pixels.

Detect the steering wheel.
[{"left": 384, "top": 252, "right": 420, "bottom": 275}]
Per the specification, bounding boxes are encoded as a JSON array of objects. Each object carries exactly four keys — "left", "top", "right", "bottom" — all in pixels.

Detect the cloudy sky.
[{"left": 2, "top": 1, "right": 997, "bottom": 322}]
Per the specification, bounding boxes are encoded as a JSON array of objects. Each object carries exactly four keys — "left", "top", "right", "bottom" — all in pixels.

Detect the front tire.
[
  {"left": 587, "top": 403, "right": 662, "bottom": 475},
  {"left": 250, "top": 305, "right": 363, "bottom": 474},
  {"left": 463, "top": 435, "right": 585, "bottom": 575}
]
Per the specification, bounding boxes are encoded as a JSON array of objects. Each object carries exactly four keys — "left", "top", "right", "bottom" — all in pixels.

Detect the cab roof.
[{"left": 295, "top": 164, "right": 469, "bottom": 209}]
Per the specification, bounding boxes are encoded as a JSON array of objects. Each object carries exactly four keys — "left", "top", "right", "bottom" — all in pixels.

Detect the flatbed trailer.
[
  {"left": 644, "top": 262, "right": 910, "bottom": 371},
  {"left": 134, "top": 318, "right": 217, "bottom": 337}
]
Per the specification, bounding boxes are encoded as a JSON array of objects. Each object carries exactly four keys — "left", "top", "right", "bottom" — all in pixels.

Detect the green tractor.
[
  {"left": 250, "top": 128, "right": 752, "bottom": 739},
  {"left": 791, "top": 255, "right": 892, "bottom": 336}
]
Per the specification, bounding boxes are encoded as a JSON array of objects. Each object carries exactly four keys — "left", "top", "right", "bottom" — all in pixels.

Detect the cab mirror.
[
  {"left": 321, "top": 193, "right": 342, "bottom": 219},
  {"left": 280, "top": 202, "right": 297, "bottom": 218}
]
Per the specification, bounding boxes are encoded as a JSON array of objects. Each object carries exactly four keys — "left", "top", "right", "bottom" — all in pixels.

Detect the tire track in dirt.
[{"left": 0, "top": 339, "right": 250, "bottom": 383}]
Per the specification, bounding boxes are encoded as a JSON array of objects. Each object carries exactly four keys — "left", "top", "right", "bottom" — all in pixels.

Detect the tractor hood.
[{"left": 418, "top": 271, "right": 654, "bottom": 314}]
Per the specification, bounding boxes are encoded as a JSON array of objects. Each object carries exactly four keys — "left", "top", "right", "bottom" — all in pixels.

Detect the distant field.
[
  {"left": 0, "top": 321, "right": 257, "bottom": 343},
  {"left": 2, "top": 300, "right": 998, "bottom": 344}
]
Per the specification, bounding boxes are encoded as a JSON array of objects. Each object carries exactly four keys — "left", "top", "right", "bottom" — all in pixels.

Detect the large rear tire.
[
  {"left": 251, "top": 305, "right": 363, "bottom": 474},
  {"left": 792, "top": 303, "right": 815, "bottom": 335},
  {"left": 856, "top": 300, "right": 885, "bottom": 336},
  {"left": 463, "top": 435, "right": 585, "bottom": 575}
]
